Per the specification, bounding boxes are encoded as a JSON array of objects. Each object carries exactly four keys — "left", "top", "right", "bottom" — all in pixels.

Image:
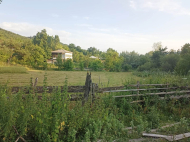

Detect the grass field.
[{"left": 0, "top": 70, "right": 139, "bottom": 86}]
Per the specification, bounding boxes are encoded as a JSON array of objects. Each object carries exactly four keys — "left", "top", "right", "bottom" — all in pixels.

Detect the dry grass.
[
  {"left": 0, "top": 66, "right": 27, "bottom": 73},
  {"left": 0, "top": 70, "right": 139, "bottom": 87}
]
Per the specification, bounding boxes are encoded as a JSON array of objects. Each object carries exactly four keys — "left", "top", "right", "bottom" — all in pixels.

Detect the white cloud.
[
  {"left": 0, "top": 22, "right": 71, "bottom": 38},
  {"left": 0, "top": 22, "right": 188, "bottom": 54},
  {"left": 129, "top": 0, "right": 137, "bottom": 9},
  {"left": 129, "top": 0, "right": 190, "bottom": 15}
]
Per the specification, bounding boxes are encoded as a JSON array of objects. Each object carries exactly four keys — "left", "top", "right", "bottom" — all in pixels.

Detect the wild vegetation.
[
  {"left": 1, "top": 73, "right": 190, "bottom": 141},
  {"left": 1, "top": 28, "right": 190, "bottom": 141}
]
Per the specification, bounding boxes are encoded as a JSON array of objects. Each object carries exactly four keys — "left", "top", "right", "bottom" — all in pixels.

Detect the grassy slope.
[
  {"left": 0, "top": 28, "right": 30, "bottom": 41},
  {"left": 0, "top": 70, "right": 139, "bottom": 87}
]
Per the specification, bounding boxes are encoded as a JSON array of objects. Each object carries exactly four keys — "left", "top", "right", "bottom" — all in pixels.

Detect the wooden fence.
[
  {"left": 10, "top": 75, "right": 190, "bottom": 104},
  {"left": 103, "top": 81, "right": 190, "bottom": 103}
]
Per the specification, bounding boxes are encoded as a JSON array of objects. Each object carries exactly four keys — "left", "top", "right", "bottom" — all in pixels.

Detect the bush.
[
  {"left": 137, "top": 62, "right": 151, "bottom": 71},
  {"left": 54, "top": 54, "right": 64, "bottom": 70},
  {"left": 79, "top": 61, "right": 84, "bottom": 71},
  {"left": 89, "top": 60, "right": 103, "bottom": 71},
  {"left": 54, "top": 55, "right": 74, "bottom": 71},
  {"left": 63, "top": 59, "right": 74, "bottom": 71},
  {"left": 123, "top": 64, "right": 132, "bottom": 72}
]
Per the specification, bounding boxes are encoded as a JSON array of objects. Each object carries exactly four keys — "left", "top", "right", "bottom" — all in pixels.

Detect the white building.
[{"left": 51, "top": 49, "right": 73, "bottom": 64}]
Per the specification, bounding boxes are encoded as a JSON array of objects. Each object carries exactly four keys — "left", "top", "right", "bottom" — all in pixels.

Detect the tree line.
[{"left": 0, "top": 28, "right": 190, "bottom": 75}]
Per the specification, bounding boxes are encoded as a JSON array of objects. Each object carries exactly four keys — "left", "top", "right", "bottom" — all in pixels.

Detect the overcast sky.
[{"left": 0, "top": 0, "right": 190, "bottom": 54}]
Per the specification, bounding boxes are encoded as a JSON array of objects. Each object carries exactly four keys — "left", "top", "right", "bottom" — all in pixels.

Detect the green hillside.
[{"left": 0, "top": 28, "right": 30, "bottom": 41}]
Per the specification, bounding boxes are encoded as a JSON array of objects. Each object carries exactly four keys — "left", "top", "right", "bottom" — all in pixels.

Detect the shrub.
[
  {"left": 123, "top": 64, "right": 132, "bottom": 72},
  {"left": 89, "top": 59, "right": 103, "bottom": 71},
  {"left": 137, "top": 62, "right": 151, "bottom": 71},
  {"left": 63, "top": 59, "right": 74, "bottom": 71},
  {"left": 79, "top": 61, "right": 84, "bottom": 71}
]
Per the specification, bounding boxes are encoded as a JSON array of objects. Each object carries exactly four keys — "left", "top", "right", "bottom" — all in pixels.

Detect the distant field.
[{"left": 0, "top": 70, "right": 139, "bottom": 87}]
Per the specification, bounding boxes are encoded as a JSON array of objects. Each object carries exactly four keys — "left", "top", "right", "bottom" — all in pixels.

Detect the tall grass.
[
  {"left": 0, "top": 66, "right": 27, "bottom": 73},
  {"left": 1, "top": 73, "right": 190, "bottom": 141}
]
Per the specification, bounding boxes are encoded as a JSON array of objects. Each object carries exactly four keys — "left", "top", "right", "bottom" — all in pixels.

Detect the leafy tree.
[
  {"left": 123, "top": 64, "right": 132, "bottom": 71},
  {"left": 175, "top": 43, "right": 190, "bottom": 75},
  {"left": 33, "top": 29, "right": 51, "bottom": 59},
  {"left": 83, "top": 56, "right": 90, "bottom": 68},
  {"left": 47, "top": 35, "right": 54, "bottom": 50},
  {"left": 137, "top": 62, "right": 152, "bottom": 71},
  {"left": 161, "top": 53, "right": 179, "bottom": 72},
  {"left": 63, "top": 59, "right": 74, "bottom": 71},
  {"left": 79, "top": 61, "right": 84, "bottom": 71},
  {"left": 54, "top": 54, "right": 64, "bottom": 70},
  {"left": 151, "top": 46, "right": 167, "bottom": 68},
  {"left": 105, "top": 48, "right": 123, "bottom": 71},
  {"left": 87, "top": 47, "right": 100, "bottom": 56},
  {"left": 89, "top": 59, "right": 103, "bottom": 71},
  {"left": 152, "top": 42, "right": 163, "bottom": 51}
]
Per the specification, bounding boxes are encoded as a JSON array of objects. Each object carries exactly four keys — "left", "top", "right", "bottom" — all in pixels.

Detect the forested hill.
[
  {"left": 0, "top": 28, "right": 30, "bottom": 41},
  {"left": 0, "top": 28, "right": 104, "bottom": 69},
  {"left": 0, "top": 28, "right": 190, "bottom": 75}
]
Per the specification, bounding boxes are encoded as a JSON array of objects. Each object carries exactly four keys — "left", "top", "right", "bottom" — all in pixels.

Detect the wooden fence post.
[
  {"left": 137, "top": 81, "right": 140, "bottom": 95},
  {"left": 91, "top": 83, "right": 96, "bottom": 103},
  {"left": 34, "top": 77, "right": 38, "bottom": 87},
  {"left": 82, "top": 72, "right": 92, "bottom": 106}
]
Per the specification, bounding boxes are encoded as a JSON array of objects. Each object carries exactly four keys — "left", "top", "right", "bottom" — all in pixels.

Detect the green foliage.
[
  {"left": 175, "top": 43, "right": 190, "bottom": 75},
  {"left": 1, "top": 28, "right": 190, "bottom": 73},
  {"left": 63, "top": 59, "right": 74, "bottom": 71},
  {"left": 105, "top": 48, "right": 123, "bottom": 72},
  {"left": 123, "top": 64, "right": 132, "bottom": 71},
  {"left": 79, "top": 61, "right": 84, "bottom": 71},
  {"left": 89, "top": 59, "right": 103, "bottom": 71},
  {"left": 151, "top": 46, "right": 168, "bottom": 68},
  {"left": 137, "top": 62, "right": 151, "bottom": 71},
  {"left": 1, "top": 73, "right": 190, "bottom": 141},
  {"left": 161, "top": 53, "right": 179, "bottom": 72},
  {"left": 54, "top": 54, "right": 64, "bottom": 70},
  {"left": 55, "top": 56, "right": 74, "bottom": 71},
  {"left": 33, "top": 29, "right": 51, "bottom": 60}
]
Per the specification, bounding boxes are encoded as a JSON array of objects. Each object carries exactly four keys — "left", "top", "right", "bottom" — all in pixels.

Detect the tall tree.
[
  {"left": 151, "top": 45, "right": 167, "bottom": 68},
  {"left": 176, "top": 43, "right": 190, "bottom": 75},
  {"left": 33, "top": 29, "right": 51, "bottom": 59},
  {"left": 105, "top": 48, "right": 123, "bottom": 71}
]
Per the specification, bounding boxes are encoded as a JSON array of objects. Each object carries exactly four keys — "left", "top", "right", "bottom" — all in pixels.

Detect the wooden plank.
[
  {"left": 103, "top": 87, "right": 178, "bottom": 93},
  {"left": 143, "top": 132, "right": 190, "bottom": 141},
  {"left": 129, "top": 95, "right": 190, "bottom": 104},
  {"left": 113, "top": 90, "right": 190, "bottom": 98},
  {"left": 130, "top": 100, "right": 144, "bottom": 103},
  {"left": 123, "top": 122, "right": 180, "bottom": 132},
  {"left": 128, "top": 84, "right": 170, "bottom": 87}
]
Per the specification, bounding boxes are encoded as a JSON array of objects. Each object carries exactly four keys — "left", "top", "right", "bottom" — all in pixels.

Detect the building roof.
[
  {"left": 89, "top": 56, "right": 98, "bottom": 59},
  {"left": 51, "top": 49, "right": 72, "bottom": 54}
]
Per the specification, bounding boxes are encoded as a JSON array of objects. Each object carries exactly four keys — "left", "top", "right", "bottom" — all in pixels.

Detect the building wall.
[
  {"left": 65, "top": 53, "right": 72, "bottom": 59},
  {"left": 62, "top": 54, "right": 65, "bottom": 59},
  {"left": 50, "top": 52, "right": 72, "bottom": 64}
]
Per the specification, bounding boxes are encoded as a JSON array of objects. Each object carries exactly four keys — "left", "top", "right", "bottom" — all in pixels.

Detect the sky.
[{"left": 0, "top": 0, "right": 190, "bottom": 54}]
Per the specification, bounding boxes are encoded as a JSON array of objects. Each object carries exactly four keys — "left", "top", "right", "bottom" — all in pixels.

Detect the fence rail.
[{"left": 9, "top": 78, "right": 190, "bottom": 103}]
